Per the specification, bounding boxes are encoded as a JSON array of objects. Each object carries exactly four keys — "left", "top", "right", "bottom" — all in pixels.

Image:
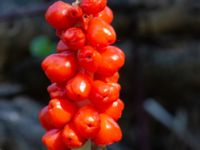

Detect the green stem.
[
  {"left": 72, "top": 141, "right": 106, "bottom": 150},
  {"left": 72, "top": 140, "right": 92, "bottom": 150},
  {"left": 92, "top": 144, "right": 107, "bottom": 150}
]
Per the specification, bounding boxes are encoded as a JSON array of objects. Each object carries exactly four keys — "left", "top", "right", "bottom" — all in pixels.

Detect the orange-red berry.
[
  {"left": 68, "top": 6, "right": 83, "bottom": 20},
  {"left": 62, "top": 27, "right": 85, "bottom": 50},
  {"left": 39, "top": 106, "right": 55, "bottom": 131},
  {"left": 66, "top": 73, "right": 91, "bottom": 101},
  {"left": 80, "top": 0, "right": 107, "bottom": 15},
  {"left": 78, "top": 45, "right": 102, "bottom": 72},
  {"left": 62, "top": 123, "right": 86, "bottom": 148},
  {"left": 73, "top": 105, "right": 100, "bottom": 138},
  {"left": 99, "top": 99, "right": 124, "bottom": 120},
  {"left": 48, "top": 98, "right": 77, "bottom": 128},
  {"left": 87, "top": 18, "right": 116, "bottom": 48},
  {"left": 79, "top": 14, "right": 93, "bottom": 31},
  {"left": 92, "top": 114, "right": 122, "bottom": 146},
  {"left": 45, "top": 1, "right": 73, "bottom": 30},
  {"left": 42, "top": 129, "right": 69, "bottom": 150},
  {"left": 89, "top": 80, "right": 121, "bottom": 105},
  {"left": 97, "top": 46, "right": 125, "bottom": 76},
  {"left": 42, "top": 52, "right": 78, "bottom": 83},
  {"left": 94, "top": 6, "right": 113, "bottom": 24}
]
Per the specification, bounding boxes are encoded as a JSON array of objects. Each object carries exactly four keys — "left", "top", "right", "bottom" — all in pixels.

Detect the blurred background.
[{"left": 0, "top": 0, "right": 200, "bottom": 150}]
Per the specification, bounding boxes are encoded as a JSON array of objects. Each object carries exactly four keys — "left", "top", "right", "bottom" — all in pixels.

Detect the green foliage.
[{"left": 30, "top": 35, "right": 55, "bottom": 58}]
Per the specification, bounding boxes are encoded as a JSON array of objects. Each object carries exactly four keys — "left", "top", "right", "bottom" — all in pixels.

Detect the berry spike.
[{"left": 40, "top": 0, "right": 125, "bottom": 150}]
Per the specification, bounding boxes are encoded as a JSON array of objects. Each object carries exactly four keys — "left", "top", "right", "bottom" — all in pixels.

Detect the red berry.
[
  {"left": 73, "top": 105, "right": 100, "bottom": 138},
  {"left": 62, "top": 27, "right": 85, "bottom": 50},
  {"left": 79, "top": 14, "right": 93, "bottom": 31},
  {"left": 56, "top": 40, "right": 71, "bottom": 53},
  {"left": 97, "top": 46, "right": 125, "bottom": 76},
  {"left": 99, "top": 99, "right": 124, "bottom": 120},
  {"left": 42, "top": 52, "right": 77, "bottom": 83},
  {"left": 48, "top": 99, "right": 77, "bottom": 128},
  {"left": 94, "top": 72, "right": 119, "bottom": 83},
  {"left": 68, "top": 6, "right": 83, "bottom": 19},
  {"left": 92, "top": 114, "right": 122, "bottom": 146},
  {"left": 42, "top": 129, "right": 69, "bottom": 150},
  {"left": 80, "top": 0, "right": 107, "bottom": 15},
  {"left": 62, "top": 123, "right": 86, "bottom": 148},
  {"left": 66, "top": 73, "right": 91, "bottom": 101},
  {"left": 87, "top": 18, "right": 116, "bottom": 47},
  {"left": 47, "top": 83, "right": 67, "bottom": 99},
  {"left": 45, "top": 1, "right": 73, "bottom": 30},
  {"left": 94, "top": 6, "right": 113, "bottom": 24},
  {"left": 89, "top": 80, "right": 121, "bottom": 105},
  {"left": 39, "top": 106, "right": 55, "bottom": 131},
  {"left": 78, "top": 46, "right": 102, "bottom": 72}
]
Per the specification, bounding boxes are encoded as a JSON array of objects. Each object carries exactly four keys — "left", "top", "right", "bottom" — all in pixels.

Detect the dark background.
[{"left": 0, "top": 0, "right": 200, "bottom": 150}]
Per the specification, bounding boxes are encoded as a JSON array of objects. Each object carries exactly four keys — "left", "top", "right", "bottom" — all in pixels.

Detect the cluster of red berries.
[{"left": 39, "top": 0, "right": 125, "bottom": 149}]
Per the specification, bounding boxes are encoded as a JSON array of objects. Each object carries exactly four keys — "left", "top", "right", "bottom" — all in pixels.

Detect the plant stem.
[
  {"left": 92, "top": 144, "right": 107, "bottom": 150},
  {"left": 72, "top": 140, "right": 92, "bottom": 150},
  {"left": 72, "top": 141, "right": 106, "bottom": 150}
]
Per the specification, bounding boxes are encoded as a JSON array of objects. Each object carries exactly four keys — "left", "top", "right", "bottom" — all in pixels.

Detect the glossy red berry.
[
  {"left": 94, "top": 72, "right": 119, "bottom": 83},
  {"left": 99, "top": 99, "right": 124, "bottom": 120},
  {"left": 89, "top": 80, "right": 121, "bottom": 105},
  {"left": 92, "top": 114, "right": 122, "bottom": 146},
  {"left": 78, "top": 46, "right": 102, "bottom": 72},
  {"left": 68, "top": 6, "right": 83, "bottom": 20},
  {"left": 48, "top": 98, "right": 77, "bottom": 128},
  {"left": 97, "top": 46, "right": 125, "bottom": 76},
  {"left": 45, "top": 1, "right": 73, "bottom": 30},
  {"left": 62, "top": 27, "right": 85, "bottom": 50},
  {"left": 94, "top": 6, "right": 113, "bottom": 24},
  {"left": 42, "top": 129, "right": 69, "bottom": 150},
  {"left": 47, "top": 83, "right": 67, "bottom": 99},
  {"left": 62, "top": 123, "right": 86, "bottom": 148},
  {"left": 56, "top": 40, "right": 71, "bottom": 53},
  {"left": 66, "top": 73, "right": 91, "bottom": 101},
  {"left": 79, "top": 14, "right": 93, "bottom": 31},
  {"left": 87, "top": 18, "right": 116, "bottom": 48},
  {"left": 80, "top": 0, "right": 107, "bottom": 15},
  {"left": 73, "top": 105, "right": 100, "bottom": 138},
  {"left": 39, "top": 106, "right": 55, "bottom": 131},
  {"left": 42, "top": 52, "right": 77, "bottom": 83}
]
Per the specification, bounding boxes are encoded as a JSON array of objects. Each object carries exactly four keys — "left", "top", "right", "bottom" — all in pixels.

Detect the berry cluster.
[{"left": 39, "top": 0, "right": 125, "bottom": 149}]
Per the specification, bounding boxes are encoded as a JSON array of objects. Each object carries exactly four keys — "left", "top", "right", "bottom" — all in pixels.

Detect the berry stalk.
[
  {"left": 92, "top": 144, "right": 106, "bottom": 150},
  {"left": 39, "top": 0, "right": 125, "bottom": 150},
  {"left": 72, "top": 140, "right": 92, "bottom": 150}
]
